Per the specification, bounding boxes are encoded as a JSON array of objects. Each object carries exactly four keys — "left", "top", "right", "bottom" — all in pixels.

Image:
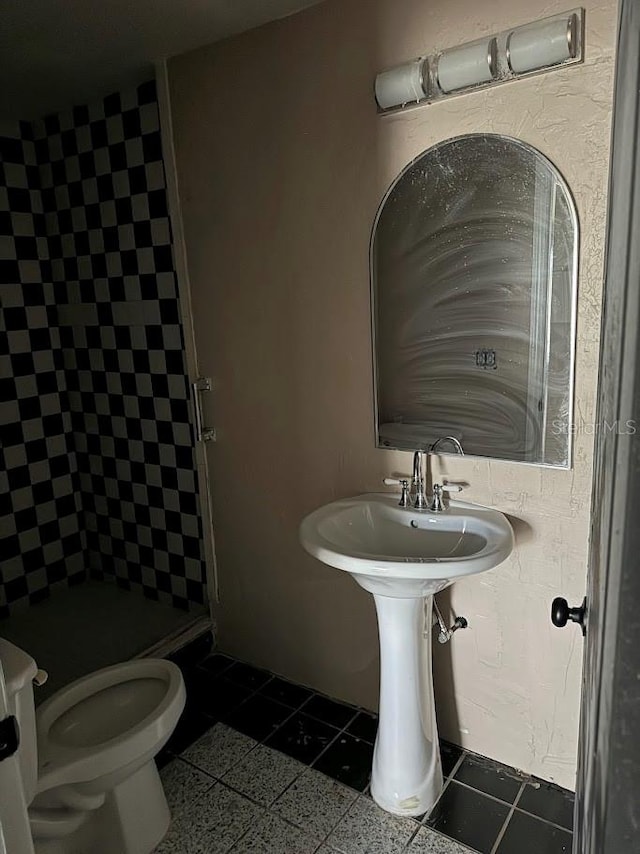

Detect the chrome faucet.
[
  {"left": 412, "top": 451, "right": 428, "bottom": 509},
  {"left": 430, "top": 436, "right": 464, "bottom": 456},
  {"left": 428, "top": 438, "right": 464, "bottom": 512},
  {"left": 384, "top": 449, "right": 464, "bottom": 511}
]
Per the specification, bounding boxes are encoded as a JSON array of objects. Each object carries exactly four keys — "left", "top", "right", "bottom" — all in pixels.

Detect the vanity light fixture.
[
  {"left": 374, "top": 57, "right": 429, "bottom": 110},
  {"left": 437, "top": 37, "right": 498, "bottom": 93},
  {"left": 507, "top": 12, "right": 580, "bottom": 74},
  {"left": 374, "top": 8, "right": 583, "bottom": 113}
]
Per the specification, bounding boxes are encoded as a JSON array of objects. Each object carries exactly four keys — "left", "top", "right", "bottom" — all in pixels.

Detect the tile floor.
[{"left": 158, "top": 643, "right": 575, "bottom": 854}]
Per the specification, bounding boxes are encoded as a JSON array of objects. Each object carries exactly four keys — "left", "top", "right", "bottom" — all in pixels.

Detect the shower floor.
[{"left": 0, "top": 579, "right": 209, "bottom": 701}]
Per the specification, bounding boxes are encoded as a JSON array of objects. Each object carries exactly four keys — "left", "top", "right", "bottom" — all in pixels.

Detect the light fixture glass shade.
[
  {"left": 437, "top": 38, "right": 497, "bottom": 93},
  {"left": 507, "top": 13, "right": 578, "bottom": 74},
  {"left": 375, "top": 59, "right": 428, "bottom": 110}
]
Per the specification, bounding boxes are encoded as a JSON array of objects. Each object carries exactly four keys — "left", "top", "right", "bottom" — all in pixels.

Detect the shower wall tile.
[
  {"left": 0, "top": 125, "right": 85, "bottom": 617},
  {"left": 1, "top": 81, "right": 207, "bottom": 616},
  {"left": 33, "top": 80, "right": 207, "bottom": 611}
]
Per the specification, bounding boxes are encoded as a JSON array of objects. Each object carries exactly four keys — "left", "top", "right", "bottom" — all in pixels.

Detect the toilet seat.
[{"left": 35, "top": 659, "right": 185, "bottom": 796}]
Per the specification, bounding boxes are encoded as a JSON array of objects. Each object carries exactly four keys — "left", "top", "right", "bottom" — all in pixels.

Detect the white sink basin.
[
  {"left": 299, "top": 491, "right": 514, "bottom": 819},
  {"left": 299, "top": 493, "right": 514, "bottom": 597}
]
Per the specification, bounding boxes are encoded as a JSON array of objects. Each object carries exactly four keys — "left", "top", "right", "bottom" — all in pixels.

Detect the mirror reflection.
[{"left": 371, "top": 134, "right": 577, "bottom": 467}]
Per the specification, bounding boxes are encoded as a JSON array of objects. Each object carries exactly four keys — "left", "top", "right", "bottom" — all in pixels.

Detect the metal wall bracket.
[{"left": 192, "top": 377, "right": 216, "bottom": 442}]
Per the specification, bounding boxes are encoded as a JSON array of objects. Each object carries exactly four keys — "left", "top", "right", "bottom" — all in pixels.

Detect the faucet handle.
[
  {"left": 383, "top": 477, "right": 411, "bottom": 507},
  {"left": 430, "top": 482, "right": 463, "bottom": 512},
  {"left": 441, "top": 482, "right": 464, "bottom": 493}
]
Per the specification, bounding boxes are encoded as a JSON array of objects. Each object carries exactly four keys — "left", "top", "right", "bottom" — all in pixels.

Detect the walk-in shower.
[{"left": 1, "top": 78, "right": 215, "bottom": 699}]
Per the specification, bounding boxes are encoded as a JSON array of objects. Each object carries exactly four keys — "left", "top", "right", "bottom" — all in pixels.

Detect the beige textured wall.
[{"left": 168, "top": 0, "right": 617, "bottom": 788}]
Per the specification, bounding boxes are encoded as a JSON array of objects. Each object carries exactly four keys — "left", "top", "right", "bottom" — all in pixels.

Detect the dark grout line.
[
  {"left": 511, "top": 805, "right": 574, "bottom": 834},
  {"left": 170, "top": 716, "right": 563, "bottom": 854},
  {"left": 163, "top": 752, "right": 219, "bottom": 783},
  {"left": 213, "top": 777, "right": 330, "bottom": 849},
  {"left": 489, "top": 781, "right": 526, "bottom": 854},
  {"left": 411, "top": 823, "right": 483, "bottom": 854},
  {"left": 228, "top": 688, "right": 303, "bottom": 748},
  {"left": 443, "top": 776, "right": 524, "bottom": 809},
  {"left": 419, "top": 774, "right": 452, "bottom": 827},
  {"left": 171, "top": 650, "right": 370, "bottom": 845},
  {"left": 195, "top": 653, "right": 235, "bottom": 678},
  {"left": 268, "top": 767, "right": 358, "bottom": 848},
  {"left": 216, "top": 772, "right": 304, "bottom": 812},
  {"left": 297, "top": 693, "right": 360, "bottom": 731},
  {"left": 192, "top": 752, "right": 361, "bottom": 850},
  {"left": 175, "top": 751, "right": 222, "bottom": 777},
  {"left": 401, "top": 825, "right": 421, "bottom": 850},
  {"left": 192, "top": 650, "right": 375, "bottom": 741},
  {"left": 176, "top": 715, "right": 573, "bottom": 852},
  {"left": 224, "top": 670, "right": 274, "bottom": 696},
  {"left": 305, "top": 719, "right": 361, "bottom": 781},
  {"left": 305, "top": 713, "right": 359, "bottom": 740},
  {"left": 445, "top": 748, "right": 467, "bottom": 782},
  {"left": 183, "top": 650, "right": 576, "bottom": 853},
  {"left": 226, "top": 672, "right": 315, "bottom": 724},
  {"left": 260, "top": 692, "right": 320, "bottom": 743},
  {"left": 201, "top": 670, "right": 302, "bottom": 737}
]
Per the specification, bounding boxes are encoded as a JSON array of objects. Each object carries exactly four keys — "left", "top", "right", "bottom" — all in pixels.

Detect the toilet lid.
[{"left": 36, "top": 659, "right": 185, "bottom": 794}]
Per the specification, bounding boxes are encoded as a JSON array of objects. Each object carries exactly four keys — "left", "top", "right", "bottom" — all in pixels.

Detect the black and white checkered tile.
[
  {"left": 1, "top": 122, "right": 85, "bottom": 617},
  {"left": 1, "top": 80, "right": 207, "bottom": 615}
]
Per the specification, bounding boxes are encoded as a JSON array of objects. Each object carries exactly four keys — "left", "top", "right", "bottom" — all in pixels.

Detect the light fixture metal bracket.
[{"left": 375, "top": 8, "right": 584, "bottom": 115}]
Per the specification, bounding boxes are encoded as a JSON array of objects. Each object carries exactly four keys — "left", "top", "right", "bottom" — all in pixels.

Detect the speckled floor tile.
[
  {"left": 222, "top": 744, "right": 306, "bottom": 806},
  {"left": 327, "top": 795, "right": 418, "bottom": 854},
  {"left": 272, "top": 768, "right": 358, "bottom": 837},
  {"left": 229, "top": 812, "right": 320, "bottom": 853},
  {"left": 155, "top": 782, "right": 260, "bottom": 854},
  {"left": 408, "top": 826, "right": 476, "bottom": 853},
  {"left": 181, "top": 722, "right": 257, "bottom": 778},
  {"left": 160, "top": 757, "right": 215, "bottom": 817}
]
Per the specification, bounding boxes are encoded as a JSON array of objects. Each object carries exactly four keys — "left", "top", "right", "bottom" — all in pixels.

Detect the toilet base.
[{"left": 33, "top": 761, "right": 170, "bottom": 854}]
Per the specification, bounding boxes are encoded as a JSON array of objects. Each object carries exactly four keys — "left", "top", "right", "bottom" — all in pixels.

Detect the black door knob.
[{"left": 551, "top": 597, "right": 587, "bottom": 636}]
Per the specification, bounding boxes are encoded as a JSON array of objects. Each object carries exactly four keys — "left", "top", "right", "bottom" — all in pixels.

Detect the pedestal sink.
[{"left": 299, "top": 493, "right": 514, "bottom": 817}]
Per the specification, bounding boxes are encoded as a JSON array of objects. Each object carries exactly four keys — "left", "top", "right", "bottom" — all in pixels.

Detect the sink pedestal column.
[{"left": 370, "top": 594, "right": 443, "bottom": 817}]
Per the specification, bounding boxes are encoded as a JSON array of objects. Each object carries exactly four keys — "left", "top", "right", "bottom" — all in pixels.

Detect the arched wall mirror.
[{"left": 371, "top": 133, "right": 578, "bottom": 468}]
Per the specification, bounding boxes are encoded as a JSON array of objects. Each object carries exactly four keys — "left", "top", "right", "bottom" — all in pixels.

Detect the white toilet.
[{"left": 0, "top": 638, "right": 186, "bottom": 854}]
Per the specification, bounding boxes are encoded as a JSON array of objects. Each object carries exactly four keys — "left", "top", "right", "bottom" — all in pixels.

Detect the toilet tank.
[{"left": 0, "top": 638, "right": 38, "bottom": 804}]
